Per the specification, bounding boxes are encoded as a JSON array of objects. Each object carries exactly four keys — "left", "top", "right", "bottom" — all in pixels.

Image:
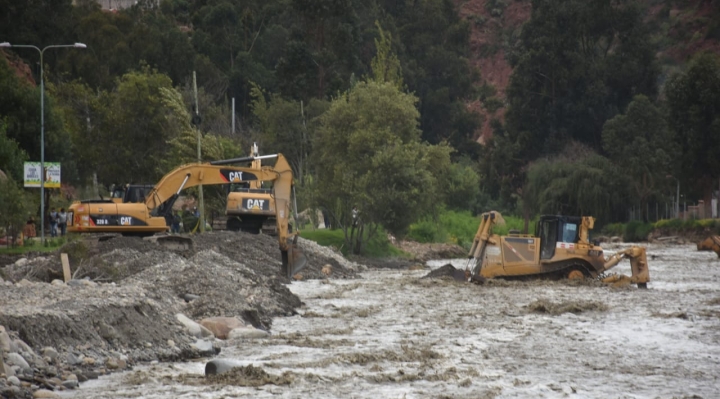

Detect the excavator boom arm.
[
  {"left": 144, "top": 164, "right": 279, "bottom": 210},
  {"left": 142, "top": 154, "right": 305, "bottom": 278}
]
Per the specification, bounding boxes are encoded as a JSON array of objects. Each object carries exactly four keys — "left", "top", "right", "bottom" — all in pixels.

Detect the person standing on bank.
[
  {"left": 49, "top": 207, "right": 59, "bottom": 237},
  {"left": 58, "top": 208, "right": 68, "bottom": 236}
]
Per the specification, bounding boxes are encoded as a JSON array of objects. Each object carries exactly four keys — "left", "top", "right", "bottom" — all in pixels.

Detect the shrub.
[
  {"left": 624, "top": 220, "right": 653, "bottom": 242},
  {"left": 407, "top": 219, "right": 446, "bottom": 243},
  {"left": 601, "top": 223, "right": 624, "bottom": 237}
]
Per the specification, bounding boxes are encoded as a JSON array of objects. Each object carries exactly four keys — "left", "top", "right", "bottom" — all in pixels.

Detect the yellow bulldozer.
[
  {"left": 466, "top": 211, "right": 650, "bottom": 288},
  {"left": 67, "top": 154, "right": 306, "bottom": 278},
  {"left": 698, "top": 235, "right": 720, "bottom": 257}
]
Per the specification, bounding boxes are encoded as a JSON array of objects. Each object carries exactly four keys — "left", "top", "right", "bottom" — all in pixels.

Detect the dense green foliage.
[
  {"left": 300, "top": 227, "right": 407, "bottom": 258},
  {"left": 665, "top": 52, "right": 720, "bottom": 202},
  {"left": 0, "top": 0, "right": 718, "bottom": 253}
]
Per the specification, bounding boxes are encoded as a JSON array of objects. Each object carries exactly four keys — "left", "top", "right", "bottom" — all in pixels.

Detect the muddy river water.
[{"left": 64, "top": 244, "right": 720, "bottom": 398}]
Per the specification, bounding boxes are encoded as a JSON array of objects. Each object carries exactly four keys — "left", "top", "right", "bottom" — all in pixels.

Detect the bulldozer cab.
[{"left": 537, "top": 215, "right": 582, "bottom": 260}]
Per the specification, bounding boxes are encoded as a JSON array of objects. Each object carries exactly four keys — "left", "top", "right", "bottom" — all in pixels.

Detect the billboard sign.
[{"left": 24, "top": 162, "right": 61, "bottom": 188}]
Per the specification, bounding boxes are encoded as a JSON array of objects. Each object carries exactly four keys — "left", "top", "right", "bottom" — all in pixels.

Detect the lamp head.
[
  {"left": 73, "top": 43, "right": 87, "bottom": 48},
  {"left": 0, "top": 42, "right": 11, "bottom": 48}
]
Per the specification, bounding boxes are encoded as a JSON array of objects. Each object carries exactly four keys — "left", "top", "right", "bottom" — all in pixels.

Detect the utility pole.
[{"left": 192, "top": 71, "right": 205, "bottom": 232}]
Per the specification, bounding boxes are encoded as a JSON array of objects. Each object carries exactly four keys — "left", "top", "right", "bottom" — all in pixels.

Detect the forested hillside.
[{"left": 1, "top": 0, "right": 719, "bottom": 248}]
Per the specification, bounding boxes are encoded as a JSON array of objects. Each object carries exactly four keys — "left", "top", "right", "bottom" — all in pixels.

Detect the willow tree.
[{"left": 524, "top": 145, "right": 627, "bottom": 223}]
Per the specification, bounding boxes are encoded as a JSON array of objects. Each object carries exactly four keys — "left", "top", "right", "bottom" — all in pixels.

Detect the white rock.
[
  {"left": 33, "top": 389, "right": 60, "bottom": 398},
  {"left": 15, "top": 279, "right": 33, "bottom": 287},
  {"left": 4, "top": 361, "right": 16, "bottom": 377},
  {"left": 13, "top": 339, "right": 34, "bottom": 355},
  {"left": 6, "top": 352, "right": 30, "bottom": 369},
  {"left": 41, "top": 347, "right": 59, "bottom": 361},
  {"left": 175, "top": 314, "right": 213, "bottom": 338},
  {"left": 189, "top": 339, "right": 215, "bottom": 356},
  {"left": 14, "top": 258, "right": 28, "bottom": 267},
  {"left": 0, "top": 325, "right": 11, "bottom": 353},
  {"left": 7, "top": 376, "right": 21, "bottom": 386},
  {"left": 50, "top": 279, "right": 65, "bottom": 286},
  {"left": 228, "top": 326, "right": 271, "bottom": 340}
]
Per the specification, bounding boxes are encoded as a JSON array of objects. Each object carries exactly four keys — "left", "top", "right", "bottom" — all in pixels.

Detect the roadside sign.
[{"left": 24, "top": 162, "right": 61, "bottom": 188}]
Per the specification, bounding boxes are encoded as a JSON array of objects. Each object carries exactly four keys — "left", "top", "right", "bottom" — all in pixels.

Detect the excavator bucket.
[
  {"left": 144, "top": 235, "right": 194, "bottom": 251},
  {"left": 282, "top": 235, "right": 307, "bottom": 279}
]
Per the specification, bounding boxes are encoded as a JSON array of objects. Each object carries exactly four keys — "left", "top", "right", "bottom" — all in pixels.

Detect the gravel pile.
[{"left": 0, "top": 230, "right": 363, "bottom": 398}]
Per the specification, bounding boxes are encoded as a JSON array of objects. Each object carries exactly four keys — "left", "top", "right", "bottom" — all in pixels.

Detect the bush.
[
  {"left": 654, "top": 218, "right": 684, "bottom": 230},
  {"left": 601, "top": 223, "right": 624, "bottom": 237},
  {"left": 623, "top": 220, "right": 653, "bottom": 242},
  {"left": 407, "top": 219, "right": 447, "bottom": 243}
]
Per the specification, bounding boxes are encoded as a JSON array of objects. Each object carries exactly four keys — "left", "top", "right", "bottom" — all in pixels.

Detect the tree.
[
  {"left": 0, "top": 55, "right": 77, "bottom": 183},
  {"left": 313, "top": 80, "right": 451, "bottom": 253},
  {"left": 497, "top": 0, "right": 658, "bottom": 209},
  {"left": 370, "top": 21, "right": 403, "bottom": 88},
  {"left": 0, "top": 178, "right": 31, "bottom": 247},
  {"left": 250, "top": 84, "right": 329, "bottom": 184},
  {"left": 665, "top": 52, "right": 720, "bottom": 204},
  {"left": 95, "top": 68, "right": 182, "bottom": 184},
  {"left": 0, "top": 120, "right": 29, "bottom": 182},
  {"left": 602, "top": 95, "right": 675, "bottom": 219},
  {"left": 524, "top": 145, "right": 627, "bottom": 223}
]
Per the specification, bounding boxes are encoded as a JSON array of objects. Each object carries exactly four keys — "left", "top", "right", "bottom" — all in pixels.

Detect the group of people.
[
  {"left": 22, "top": 207, "right": 68, "bottom": 240},
  {"left": 49, "top": 207, "right": 68, "bottom": 237},
  {"left": 170, "top": 206, "right": 199, "bottom": 234}
]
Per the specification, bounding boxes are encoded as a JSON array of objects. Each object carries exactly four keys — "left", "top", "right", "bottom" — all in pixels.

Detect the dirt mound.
[{"left": 423, "top": 264, "right": 467, "bottom": 281}]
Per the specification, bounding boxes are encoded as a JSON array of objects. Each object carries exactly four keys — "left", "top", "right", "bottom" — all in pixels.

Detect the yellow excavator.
[
  {"left": 466, "top": 211, "right": 650, "bottom": 288},
  {"left": 67, "top": 154, "right": 306, "bottom": 278},
  {"left": 224, "top": 143, "right": 279, "bottom": 234}
]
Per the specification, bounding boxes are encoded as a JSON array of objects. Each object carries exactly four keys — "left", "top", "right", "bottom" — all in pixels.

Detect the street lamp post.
[{"left": 0, "top": 42, "right": 86, "bottom": 243}]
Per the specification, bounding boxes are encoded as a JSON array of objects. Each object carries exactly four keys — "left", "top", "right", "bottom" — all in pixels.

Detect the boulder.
[
  {"left": 176, "top": 314, "right": 214, "bottom": 338},
  {"left": 33, "top": 389, "right": 60, "bottom": 398},
  {"left": 189, "top": 339, "right": 218, "bottom": 357},
  {"left": 6, "top": 353, "right": 29, "bottom": 369},
  {"left": 0, "top": 326, "right": 11, "bottom": 353},
  {"left": 199, "top": 317, "right": 245, "bottom": 340}
]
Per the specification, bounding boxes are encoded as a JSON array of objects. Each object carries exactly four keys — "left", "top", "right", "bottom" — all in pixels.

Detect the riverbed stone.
[
  {"left": 7, "top": 376, "right": 20, "bottom": 386},
  {"left": 62, "top": 379, "right": 78, "bottom": 389},
  {"left": 50, "top": 279, "right": 65, "bottom": 286},
  {"left": 0, "top": 326, "right": 11, "bottom": 352},
  {"left": 189, "top": 339, "right": 218, "bottom": 356},
  {"left": 41, "top": 347, "right": 59, "bottom": 362},
  {"left": 176, "top": 314, "right": 213, "bottom": 338},
  {"left": 6, "top": 353, "right": 29, "bottom": 369},
  {"left": 14, "top": 258, "right": 28, "bottom": 267},
  {"left": 33, "top": 389, "right": 60, "bottom": 398},
  {"left": 199, "top": 317, "right": 245, "bottom": 340}
]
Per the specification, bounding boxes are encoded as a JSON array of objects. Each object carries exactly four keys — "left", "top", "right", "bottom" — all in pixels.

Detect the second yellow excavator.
[
  {"left": 67, "top": 154, "right": 306, "bottom": 278},
  {"left": 466, "top": 211, "right": 650, "bottom": 288}
]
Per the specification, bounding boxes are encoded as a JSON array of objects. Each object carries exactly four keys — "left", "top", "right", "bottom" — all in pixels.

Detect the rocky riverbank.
[{"left": 0, "top": 231, "right": 365, "bottom": 398}]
